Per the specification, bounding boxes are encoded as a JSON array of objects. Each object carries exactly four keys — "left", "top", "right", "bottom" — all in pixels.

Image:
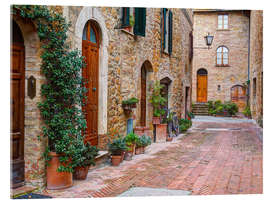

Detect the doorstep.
[
  {"left": 89, "top": 150, "right": 110, "bottom": 171},
  {"left": 11, "top": 185, "right": 38, "bottom": 199}
]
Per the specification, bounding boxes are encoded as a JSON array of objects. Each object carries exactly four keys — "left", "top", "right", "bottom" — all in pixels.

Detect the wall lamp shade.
[{"left": 204, "top": 33, "right": 214, "bottom": 46}]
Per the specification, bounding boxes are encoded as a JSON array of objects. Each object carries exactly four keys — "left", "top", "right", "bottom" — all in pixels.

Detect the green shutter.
[
  {"left": 163, "top": 8, "right": 167, "bottom": 50},
  {"left": 122, "top": 7, "right": 130, "bottom": 27},
  {"left": 168, "top": 10, "right": 173, "bottom": 55},
  {"left": 134, "top": 8, "right": 146, "bottom": 36}
]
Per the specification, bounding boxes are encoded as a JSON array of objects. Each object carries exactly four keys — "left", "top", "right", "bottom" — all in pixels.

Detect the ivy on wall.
[{"left": 12, "top": 5, "right": 87, "bottom": 172}]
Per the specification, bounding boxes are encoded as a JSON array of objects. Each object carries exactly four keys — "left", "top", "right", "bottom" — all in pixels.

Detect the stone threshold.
[{"left": 11, "top": 185, "right": 38, "bottom": 199}]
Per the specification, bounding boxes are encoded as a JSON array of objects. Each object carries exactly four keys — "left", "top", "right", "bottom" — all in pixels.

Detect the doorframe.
[{"left": 196, "top": 68, "right": 208, "bottom": 103}]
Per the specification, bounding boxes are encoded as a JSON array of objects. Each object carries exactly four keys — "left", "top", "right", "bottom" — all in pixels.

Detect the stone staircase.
[{"left": 192, "top": 103, "right": 209, "bottom": 116}]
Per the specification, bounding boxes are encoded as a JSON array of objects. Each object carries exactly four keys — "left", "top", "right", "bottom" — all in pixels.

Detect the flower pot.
[
  {"left": 152, "top": 116, "right": 161, "bottom": 125},
  {"left": 135, "top": 147, "right": 144, "bottom": 155},
  {"left": 155, "top": 124, "right": 167, "bottom": 143},
  {"left": 73, "top": 166, "right": 89, "bottom": 180},
  {"left": 46, "top": 152, "right": 73, "bottom": 190},
  {"left": 124, "top": 151, "right": 133, "bottom": 161},
  {"left": 166, "top": 137, "right": 173, "bottom": 142},
  {"left": 111, "top": 155, "right": 122, "bottom": 166}
]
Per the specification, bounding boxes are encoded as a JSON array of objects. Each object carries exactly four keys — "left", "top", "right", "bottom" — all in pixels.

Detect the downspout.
[{"left": 247, "top": 11, "right": 251, "bottom": 106}]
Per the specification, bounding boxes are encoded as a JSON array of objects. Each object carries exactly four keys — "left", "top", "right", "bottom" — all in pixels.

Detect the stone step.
[{"left": 89, "top": 150, "right": 110, "bottom": 171}]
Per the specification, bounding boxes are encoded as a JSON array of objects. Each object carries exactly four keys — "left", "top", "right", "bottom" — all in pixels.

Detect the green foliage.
[
  {"left": 108, "top": 135, "right": 128, "bottom": 155},
  {"left": 187, "top": 111, "right": 195, "bottom": 119},
  {"left": 72, "top": 136, "right": 99, "bottom": 168},
  {"left": 243, "top": 105, "right": 251, "bottom": 117},
  {"left": 179, "top": 118, "right": 192, "bottom": 132},
  {"left": 136, "top": 135, "right": 151, "bottom": 147},
  {"left": 13, "top": 5, "right": 87, "bottom": 172},
  {"left": 122, "top": 97, "right": 139, "bottom": 105},
  {"left": 149, "top": 81, "right": 167, "bottom": 117},
  {"left": 208, "top": 100, "right": 238, "bottom": 116},
  {"left": 124, "top": 132, "right": 139, "bottom": 146}
]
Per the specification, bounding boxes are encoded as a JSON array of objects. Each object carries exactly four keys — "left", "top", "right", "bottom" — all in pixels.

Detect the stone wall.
[
  {"left": 192, "top": 11, "right": 249, "bottom": 105},
  {"left": 249, "top": 10, "right": 263, "bottom": 124}
]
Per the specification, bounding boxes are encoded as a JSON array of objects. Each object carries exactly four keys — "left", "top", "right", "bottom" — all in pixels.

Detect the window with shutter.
[
  {"left": 121, "top": 7, "right": 146, "bottom": 37},
  {"left": 162, "top": 8, "right": 173, "bottom": 55}
]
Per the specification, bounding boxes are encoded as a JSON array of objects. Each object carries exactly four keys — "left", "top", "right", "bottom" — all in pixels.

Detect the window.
[
  {"left": 82, "top": 21, "right": 98, "bottom": 44},
  {"left": 253, "top": 77, "right": 257, "bottom": 99},
  {"left": 216, "top": 46, "right": 229, "bottom": 66},
  {"left": 162, "top": 8, "right": 173, "bottom": 55},
  {"left": 218, "top": 14, "right": 228, "bottom": 29},
  {"left": 218, "top": 85, "right": 221, "bottom": 91},
  {"left": 121, "top": 7, "right": 146, "bottom": 36}
]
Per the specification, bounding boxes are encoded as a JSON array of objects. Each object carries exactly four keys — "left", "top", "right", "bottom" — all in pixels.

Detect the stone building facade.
[
  {"left": 11, "top": 6, "right": 193, "bottom": 189},
  {"left": 192, "top": 10, "right": 250, "bottom": 111},
  {"left": 249, "top": 10, "right": 263, "bottom": 125}
]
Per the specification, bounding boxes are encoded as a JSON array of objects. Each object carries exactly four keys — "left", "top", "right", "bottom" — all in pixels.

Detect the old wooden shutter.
[
  {"left": 122, "top": 7, "right": 130, "bottom": 27},
  {"left": 134, "top": 8, "right": 146, "bottom": 36},
  {"left": 162, "top": 8, "right": 166, "bottom": 50},
  {"left": 168, "top": 10, "right": 173, "bottom": 55}
]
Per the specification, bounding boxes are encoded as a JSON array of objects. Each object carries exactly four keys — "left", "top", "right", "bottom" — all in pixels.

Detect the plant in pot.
[
  {"left": 124, "top": 132, "right": 139, "bottom": 159},
  {"left": 122, "top": 97, "right": 139, "bottom": 111},
  {"left": 149, "top": 81, "right": 167, "bottom": 124},
  {"left": 140, "top": 134, "right": 152, "bottom": 153},
  {"left": 14, "top": 5, "right": 89, "bottom": 190},
  {"left": 187, "top": 111, "right": 195, "bottom": 120},
  {"left": 108, "top": 135, "right": 128, "bottom": 166},
  {"left": 72, "top": 137, "right": 99, "bottom": 180}
]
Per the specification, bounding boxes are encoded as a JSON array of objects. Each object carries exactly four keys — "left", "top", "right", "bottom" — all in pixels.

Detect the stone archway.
[
  {"left": 231, "top": 85, "right": 246, "bottom": 112},
  {"left": 74, "top": 7, "right": 109, "bottom": 140},
  {"left": 197, "top": 68, "right": 208, "bottom": 103}
]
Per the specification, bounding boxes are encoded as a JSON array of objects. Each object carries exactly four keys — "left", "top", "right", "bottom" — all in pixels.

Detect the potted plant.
[
  {"left": 187, "top": 111, "right": 195, "bottom": 120},
  {"left": 140, "top": 134, "right": 152, "bottom": 153},
  {"left": 149, "top": 81, "right": 167, "bottom": 124},
  {"left": 108, "top": 135, "right": 128, "bottom": 166},
  {"left": 122, "top": 97, "right": 139, "bottom": 109},
  {"left": 124, "top": 132, "right": 139, "bottom": 159},
  {"left": 72, "top": 138, "right": 99, "bottom": 180}
]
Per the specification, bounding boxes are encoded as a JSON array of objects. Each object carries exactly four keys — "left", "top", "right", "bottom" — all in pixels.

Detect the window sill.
[
  {"left": 216, "top": 29, "right": 230, "bottom": 31},
  {"left": 216, "top": 64, "right": 230, "bottom": 67},
  {"left": 120, "top": 28, "right": 134, "bottom": 36}
]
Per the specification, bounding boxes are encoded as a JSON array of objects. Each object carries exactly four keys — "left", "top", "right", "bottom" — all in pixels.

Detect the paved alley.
[{"left": 42, "top": 116, "right": 263, "bottom": 198}]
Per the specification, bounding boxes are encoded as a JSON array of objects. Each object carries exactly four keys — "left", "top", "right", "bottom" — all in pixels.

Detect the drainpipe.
[{"left": 247, "top": 11, "right": 251, "bottom": 106}]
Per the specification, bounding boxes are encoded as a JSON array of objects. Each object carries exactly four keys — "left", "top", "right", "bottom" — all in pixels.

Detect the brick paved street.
[{"left": 42, "top": 116, "right": 262, "bottom": 198}]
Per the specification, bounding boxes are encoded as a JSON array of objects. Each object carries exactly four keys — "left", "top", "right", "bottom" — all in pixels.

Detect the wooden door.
[
  {"left": 11, "top": 43, "right": 25, "bottom": 188},
  {"left": 140, "top": 65, "right": 146, "bottom": 126},
  {"left": 197, "top": 75, "right": 207, "bottom": 103},
  {"left": 231, "top": 85, "right": 246, "bottom": 112},
  {"left": 82, "top": 21, "right": 99, "bottom": 146}
]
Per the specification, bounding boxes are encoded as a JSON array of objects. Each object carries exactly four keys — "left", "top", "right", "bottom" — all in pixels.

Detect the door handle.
[{"left": 92, "top": 87, "right": 96, "bottom": 91}]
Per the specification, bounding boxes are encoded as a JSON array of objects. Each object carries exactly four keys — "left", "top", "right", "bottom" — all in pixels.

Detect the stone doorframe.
[{"left": 74, "top": 7, "right": 109, "bottom": 136}]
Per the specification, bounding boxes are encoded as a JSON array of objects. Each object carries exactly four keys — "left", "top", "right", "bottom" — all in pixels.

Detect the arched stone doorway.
[
  {"left": 197, "top": 68, "right": 208, "bottom": 103},
  {"left": 160, "top": 77, "right": 172, "bottom": 112},
  {"left": 11, "top": 20, "right": 25, "bottom": 188},
  {"left": 231, "top": 85, "right": 246, "bottom": 112},
  {"left": 82, "top": 20, "right": 100, "bottom": 146}
]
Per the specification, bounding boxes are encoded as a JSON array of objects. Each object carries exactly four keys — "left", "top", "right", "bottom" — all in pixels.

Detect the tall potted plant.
[
  {"left": 13, "top": 6, "right": 88, "bottom": 189},
  {"left": 124, "top": 132, "right": 139, "bottom": 160},
  {"left": 149, "top": 81, "right": 167, "bottom": 124},
  {"left": 72, "top": 137, "right": 99, "bottom": 180}
]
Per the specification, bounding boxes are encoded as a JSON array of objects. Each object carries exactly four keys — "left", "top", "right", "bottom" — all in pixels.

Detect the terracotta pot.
[
  {"left": 155, "top": 124, "right": 167, "bottom": 143},
  {"left": 73, "top": 166, "right": 89, "bottom": 180},
  {"left": 46, "top": 152, "right": 73, "bottom": 190},
  {"left": 135, "top": 147, "right": 143, "bottom": 155},
  {"left": 111, "top": 155, "right": 122, "bottom": 166},
  {"left": 130, "top": 103, "right": 137, "bottom": 108},
  {"left": 152, "top": 116, "right": 161, "bottom": 125},
  {"left": 166, "top": 137, "right": 173, "bottom": 142},
  {"left": 124, "top": 151, "right": 133, "bottom": 161}
]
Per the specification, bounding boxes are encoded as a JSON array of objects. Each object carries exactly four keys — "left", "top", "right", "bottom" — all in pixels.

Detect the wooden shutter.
[
  {"left": 122, "top": 7, "right": 130, "bottom": 27},
  {"left": 189, "top": 31, "right": 193, "bottom": 61},
  {"left": 162, "top": 8, "right": 167, "bottom": 50},
  {"left": 134, "top": 8, "right": 146, "bottom": 36},
  {"left": 168, "top": 10, "right": 173, "bottom": 55}
]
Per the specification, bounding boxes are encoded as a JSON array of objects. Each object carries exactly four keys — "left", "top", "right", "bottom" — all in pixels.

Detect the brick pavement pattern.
[{"left": 42, "top": 117, "right": 262, "bottom": 198}]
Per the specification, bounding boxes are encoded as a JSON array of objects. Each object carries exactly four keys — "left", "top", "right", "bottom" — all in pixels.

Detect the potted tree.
[
  {"left": 149, "top": 81, "right": 167, "bottom": 124},
  {"left": 124, "top": 132, "right": 139, "bottom": 159},
  {"left": 72, "top": 138, "right": 99, "bottom": 180},
  {"left": 108, "top": 135, "right": 128, "bottom": 166}
]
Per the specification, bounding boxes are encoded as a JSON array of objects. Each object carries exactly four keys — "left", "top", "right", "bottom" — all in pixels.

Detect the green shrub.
[
  {"left": 136, "top": 135, "right": 152, "bottom": 147},
  {"left": 122, "top": 97, "right": 139, "bottom": 105},
  {"left": 108, "top": 135, "right": 128, "bottom": 155},
  {"left": 208, "top": 100, "right": 238, "bottom": 116},
  {"left": 243, "top": 105, "right": 251, "bottom": 117},
  {"left": 224, "top": 102, "right": 238, "bottom": 116},
  {"left": 179, "top": 118, "right": 192, "bottom": 132}
]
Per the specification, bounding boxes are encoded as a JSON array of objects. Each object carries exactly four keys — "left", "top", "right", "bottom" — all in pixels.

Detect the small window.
[
  {"left": 253, "top": 77, "right": 257, "bottom": 98},
  {"left": 162, "top": 8, "right": 173, "bottom": 55},
  {"left": 218, "top": 14, "right": 228, "bottom": 29},
  {"left": 217, "top": 46, "right": 229, "bottom": 66},
  {"left": 121, "top": 7, "right": 146, "bottom": 36},
  {"left": 82, "top": 21, "right": 98, "bottom": 44},
  {"left": 218, "top": 85, "right": 221, "bottom": 91}
]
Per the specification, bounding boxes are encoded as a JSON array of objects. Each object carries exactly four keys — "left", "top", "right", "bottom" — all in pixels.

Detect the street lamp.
[{"left": 204, "top": 32, "right": 214, "bottom": 49}]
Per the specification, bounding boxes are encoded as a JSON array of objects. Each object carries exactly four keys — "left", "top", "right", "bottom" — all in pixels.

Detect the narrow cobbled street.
[{"left": 42, "top": 116, "right": 262, "bottom": 198}]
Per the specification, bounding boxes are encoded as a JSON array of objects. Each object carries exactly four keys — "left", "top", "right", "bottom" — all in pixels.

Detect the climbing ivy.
[{"left": 12, "top": 5, "right": 87, "bottom": 172}]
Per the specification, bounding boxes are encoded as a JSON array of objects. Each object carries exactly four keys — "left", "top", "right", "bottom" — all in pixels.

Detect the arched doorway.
[
  {"left": 82, "top": 21, "right": 100, "bottom": 146},
  {"left": 197, "top": 68, "right": 208, "bottom": 103},
  {"left": 231, "top": 85, "right": 246, "bottom": 112},
  {"left": 11, "top": 20, "right": 25, "bottom": 188}
]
